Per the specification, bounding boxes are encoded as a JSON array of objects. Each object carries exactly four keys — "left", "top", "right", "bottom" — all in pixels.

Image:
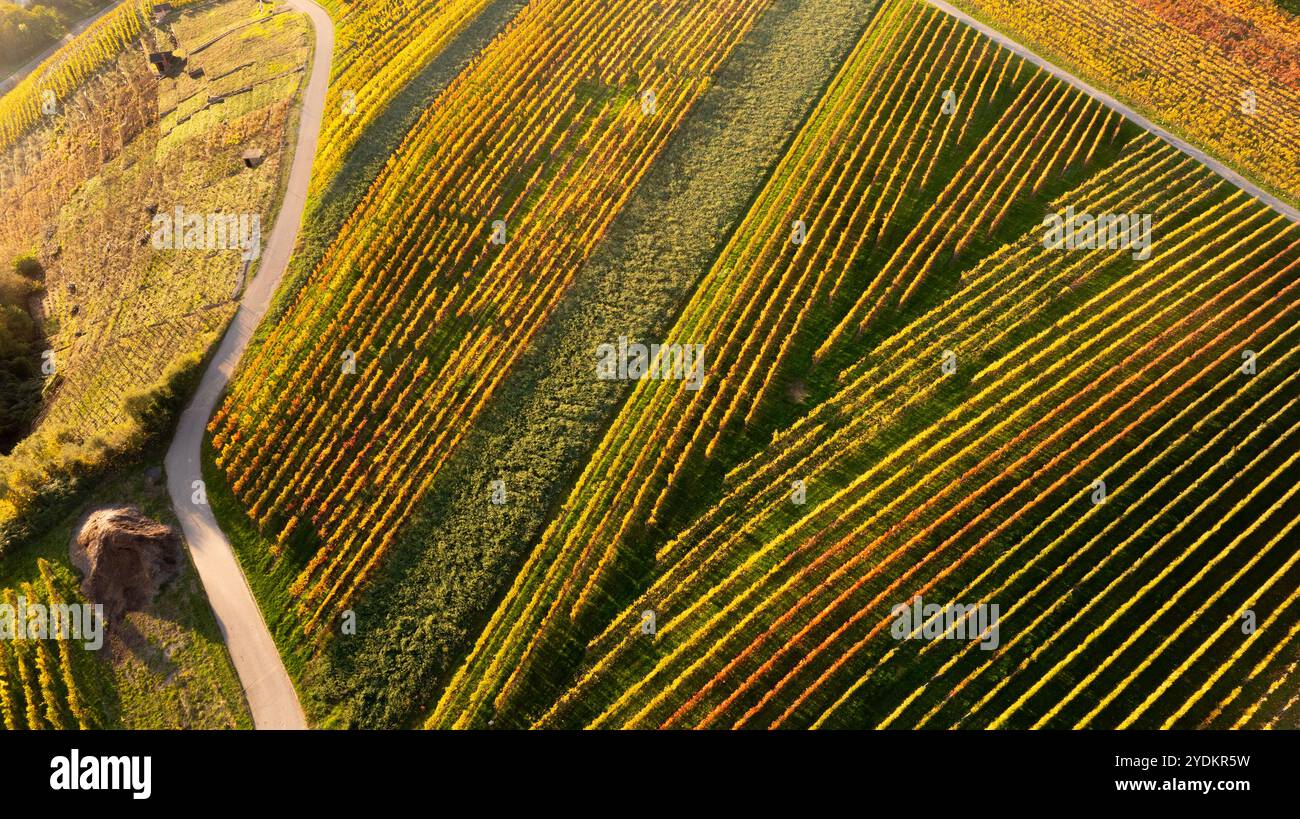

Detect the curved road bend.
[
  {"left": 926, "top": 0, "right": 1300, "bottom": 225},
  {"left": 165, "top": 0, "right": 333, "bottom": 730}
]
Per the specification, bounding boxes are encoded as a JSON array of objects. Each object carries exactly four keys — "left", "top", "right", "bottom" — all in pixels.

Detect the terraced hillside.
[{"left": 0, "top": 0, "right": 311, "bottom": 546}]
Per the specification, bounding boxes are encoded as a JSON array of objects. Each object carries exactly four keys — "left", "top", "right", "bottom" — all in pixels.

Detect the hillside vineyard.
[
  {"left": 430, "top": 0, "right": 1300, "bottom": 730},
  {"left": 1, "top": 0, "right": 1298, "bottom": 743},
  {"left": 210, "top": 0, "right": 775, "bottom": 631}
]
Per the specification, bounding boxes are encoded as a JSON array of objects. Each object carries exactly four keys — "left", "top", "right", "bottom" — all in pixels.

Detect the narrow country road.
[
  {"left": 926, "top": 0, "right": 1300, "bottom": 225},
  {"left": 165, "top": 0, "right": 333, "bottom": 730}
]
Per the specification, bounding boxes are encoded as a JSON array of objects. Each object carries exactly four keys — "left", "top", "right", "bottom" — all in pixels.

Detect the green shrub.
[
  {"left": 12, "top": 254, "right": 42, "bottom": 281},
  {"left": 123, "top": 349, "right": 205, "bottom": 430},
  {"left": 0, "top": 262, "right": 43, "bottom": 455},
  {"left": 0, "top": 343, "right": 210, "bottom": 556},
  {"left": 0, "top": 5, "right": 63, "bottom": 68}
]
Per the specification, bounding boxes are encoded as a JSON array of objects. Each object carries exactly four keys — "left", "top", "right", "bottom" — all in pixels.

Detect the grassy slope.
[
  {"left": 418, "top": 0, "right": 1157, "bottom": 726},
  {"left": 274, "top": 0, "right": 888, "bottom": 729}
]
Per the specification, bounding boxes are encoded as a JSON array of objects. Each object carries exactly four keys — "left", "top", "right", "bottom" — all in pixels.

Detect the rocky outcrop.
[{"left": 70, "top": 507, "right": 182, "bottom": 621}]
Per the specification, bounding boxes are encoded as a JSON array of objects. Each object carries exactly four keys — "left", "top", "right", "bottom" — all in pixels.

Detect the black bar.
[{"left": 5, "top": 729, "right": 1289, "bottom": 807}]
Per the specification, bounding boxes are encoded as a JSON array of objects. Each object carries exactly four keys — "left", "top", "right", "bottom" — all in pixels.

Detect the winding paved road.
[
  {"left": 165, "top": 0, "right": 333, "bottom": 730},
  {"left": 926, "top": 0, "right": 1300, "bottom": 225}
]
